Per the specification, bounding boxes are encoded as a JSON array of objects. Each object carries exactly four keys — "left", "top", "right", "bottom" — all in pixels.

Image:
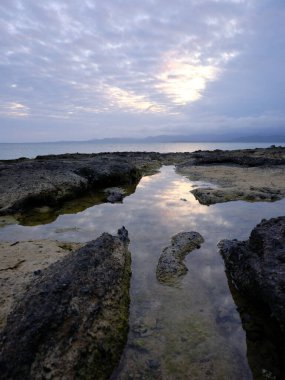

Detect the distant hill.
[
  {"left": 230, "top": 135, "right": 285, "bottom": 143},
  {"left": 87, "top": 134, "right": 285, "bottom": 144}
]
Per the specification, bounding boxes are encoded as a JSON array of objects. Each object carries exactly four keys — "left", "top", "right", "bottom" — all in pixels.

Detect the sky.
[{"left": 0, "top": 0, "right": 285, "bottom": 142}]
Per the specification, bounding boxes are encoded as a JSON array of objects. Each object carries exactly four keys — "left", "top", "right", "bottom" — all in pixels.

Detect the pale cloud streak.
[{"left": 0, "top": 102, "right": 30, "bottom": 118}]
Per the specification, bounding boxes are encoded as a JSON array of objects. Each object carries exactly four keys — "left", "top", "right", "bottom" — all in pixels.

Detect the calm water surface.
[
  {"left": 1, "top": 166, "right": 285, "bottom": 379},
  {"left": 0, "top": 141, "right": 284, "bottom": 159}
]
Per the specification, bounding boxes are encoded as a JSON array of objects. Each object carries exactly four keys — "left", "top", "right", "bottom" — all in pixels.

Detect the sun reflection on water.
[{"left": 1, "top": 166, "right": 285, "bottom": 379}]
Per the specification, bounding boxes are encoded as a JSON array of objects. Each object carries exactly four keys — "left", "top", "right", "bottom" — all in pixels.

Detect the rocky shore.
[
  {"left": 0, "top": 228, "right": 131, "bottom": 380},
  {"left": 219, "top": 216, "right": 285, "bottom": 332},
  {"left": 176, "top": 146, "right": 285, "bottom": 205},
  {"left": 0, "top": 146, "right": 285, "bottom": 378},
  {"left": 219, "top": 217, "right": 285, "bottom": 379},
  {"left": 1, "top": 147, "right": 284, "bottom": 221},
  {"left": 0, "top": 240, "right": 83, "bottom": 330}
]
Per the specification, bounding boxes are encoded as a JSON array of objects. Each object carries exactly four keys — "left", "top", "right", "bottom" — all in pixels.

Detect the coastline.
[{"left": 0, "top": 146, "right": 285, "bottom": 378}]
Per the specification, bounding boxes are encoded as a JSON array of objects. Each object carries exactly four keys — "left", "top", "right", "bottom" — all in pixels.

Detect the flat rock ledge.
[
  {"left": 156, "top": 232, "right": 204, "bottom": 285},
  {"left": 0, "top": 227, "right": 131, "bottom": 380},
  {"left": 218, "top": 216, "right": 285, "bottom": 332},
  {"left": 176, "top": 146, "right": 285, "bottom": 205}
]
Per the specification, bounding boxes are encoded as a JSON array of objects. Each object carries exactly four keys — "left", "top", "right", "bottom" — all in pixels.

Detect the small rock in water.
[
  {"left": 105, "top": 187, "right": 125, "bottom": 203},
  {"left": 118, "top": 226, "right": 130, "bottom": 245},
  {"left": 156, "top": 231, "right": 204, "bottom": 285}
]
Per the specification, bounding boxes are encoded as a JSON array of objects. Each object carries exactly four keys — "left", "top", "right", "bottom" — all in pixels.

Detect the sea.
[{"left": 0, "top": 141, "right": 284, "bottom": 160}]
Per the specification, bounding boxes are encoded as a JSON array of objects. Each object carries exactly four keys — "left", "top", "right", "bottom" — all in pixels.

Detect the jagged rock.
[
  {"left": 156, "top": 232, "right": 204, "bottom": 285},
  {"left": 218, "top": 216, "right": 285, "bottom": 332},
  {"left": 0, "top": 228, "right": 131, "bottom": 380}
]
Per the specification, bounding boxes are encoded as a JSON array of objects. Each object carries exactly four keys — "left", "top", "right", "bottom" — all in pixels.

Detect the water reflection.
[
  {"left": 0, "top": 166, "right": 285, "bottom": 379},
  {"left": 11, "top": 182, "right": 139, "bottom": 226},
  {"left": 226, "top": 279, "right": 285, "bottom": 380}
]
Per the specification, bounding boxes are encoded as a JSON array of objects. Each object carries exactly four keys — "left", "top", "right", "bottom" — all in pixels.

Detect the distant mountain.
[
  {"left": 87, "top": 134, "right": 285, "bottom": 144},
  {"left": 230, "top": 135, "right": 285, "bottom": 143}
]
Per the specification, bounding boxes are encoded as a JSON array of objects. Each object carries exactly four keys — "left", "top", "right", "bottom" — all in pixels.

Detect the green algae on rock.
[{"left": 0, "top": 228, "right": 132, "bottom": 380}]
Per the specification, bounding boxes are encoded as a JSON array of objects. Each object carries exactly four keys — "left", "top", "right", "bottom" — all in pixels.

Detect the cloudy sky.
[{"left": 0, "top": 0, "right": 284, "bottom": 142}]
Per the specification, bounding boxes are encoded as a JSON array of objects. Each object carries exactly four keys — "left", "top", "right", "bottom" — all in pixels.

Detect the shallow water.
[{"left": 1, "top": 166, "right": 285, "bottom": 379}]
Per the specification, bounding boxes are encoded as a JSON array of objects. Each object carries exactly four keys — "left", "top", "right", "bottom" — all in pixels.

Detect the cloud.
[
  {"left": 0, "top": 0, "right": 284, "bottom": 141},
  {"left": 0, "top": 102, "right": 30, "bottom": 117}
]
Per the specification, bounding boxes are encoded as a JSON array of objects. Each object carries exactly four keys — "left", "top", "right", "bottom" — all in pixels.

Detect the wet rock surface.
[
  {"left": 156, "top": 231, "right": 204, "bottom": 285},
  {"left": 0, "top": 228, "right": 131, "bottom": 380},
  {"left": 1, "top": 147, "right": 285, "bottom": 216},
  {"left": 218, "top": 216, "right": 285, "bottom": 332}
]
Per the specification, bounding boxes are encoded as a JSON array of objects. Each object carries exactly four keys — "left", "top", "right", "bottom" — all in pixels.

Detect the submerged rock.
[
  {"left": 0, "top": 228, "right": 131, "bottom": 380},
  {"left": 156, "top": 231, "right": 204, "bottom": 285},
  {"left": 218, "top": 216, "right": 285, "bottom": 332}
]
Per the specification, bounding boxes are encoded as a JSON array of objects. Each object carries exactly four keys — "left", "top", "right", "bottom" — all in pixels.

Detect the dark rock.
[
  {"left": 0, "top": 229, "right": 132, "bottom": 380},
  {"left": 187, "top": 146, "right": 285, "bottom": 167},
  {"left": 156, "top": 231, "right": 204, "bottom": 285},
  {"left": 219, "top": 217, "right": 285, "bottom": 378},
  {"left": 117, "top": 226, "right": 130, "bottom": 245},
  {"left": 1, "top": 147, "right": 284, "bottom": 217},
  {"left": 223, "top": 268, "right": 285, "bottom": 379},
  {"left": 105, "top": 188, "right": 125, "bottom": 203},
  {"left": 0, "top": 153, "right": 143, "bottom": 216},
  {"left": 218, "top": 216, "right": 285, "bottom": 332}
]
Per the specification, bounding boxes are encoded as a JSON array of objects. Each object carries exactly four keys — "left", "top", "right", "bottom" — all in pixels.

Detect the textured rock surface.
[
  {"left": 1, "top": 147, "right": 285, "bottom": 216},
  {"left": 177, "top": 147, "right": 285, "bottom": 205},
  {"left": 187, "top": 146, "right": 285, "bottom": 166},
  {"left": 105, "top": 187, "right": 125, "bottom": 203},
  {"left": 0, "top": 151, "right": 194, "bottom": 218},
  {"left": 0, "top": 228, "right": 131, "bottom": 380},
  {"left": 225, "top": 275, "right": 285, "bottom": 380},
  {"left": 0, "top": 240, "right": 83, "bottom": 330},
  {"left": 0, "top": 154, "right": 143, "bottom": 216},
  {"left": 219, "top": 216, "right": 285, "bottom": 332},
  {"left": 156, "top": 231, "right": 204, "bottom": 285}
]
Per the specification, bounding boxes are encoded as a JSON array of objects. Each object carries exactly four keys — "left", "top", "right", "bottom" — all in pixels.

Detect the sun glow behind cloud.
[
  {"left": 155, "top": 48, "right": 239, "bottom": 105},
  {"left": 156, "top": 57, "right": 220, "bottom": 104}
]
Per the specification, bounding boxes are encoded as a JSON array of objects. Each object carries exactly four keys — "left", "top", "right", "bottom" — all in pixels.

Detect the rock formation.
[
  {"left": 0, "top": 228, "right": 131, "bottom": 380},
  {"left": 176, "top": 147, "right": 285, "bottom": 205},
  {"left": 219, "top": 216, "right": 285, "bottom": 332},
  {"left": 156, "top": 231, "right": 204, "bottom": 285},
  {"left": 0, "top": 154, "right": 143, "bottom": 216},
  {"left": 1, "top": 147, "right": 285, "bottom": 217}
]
